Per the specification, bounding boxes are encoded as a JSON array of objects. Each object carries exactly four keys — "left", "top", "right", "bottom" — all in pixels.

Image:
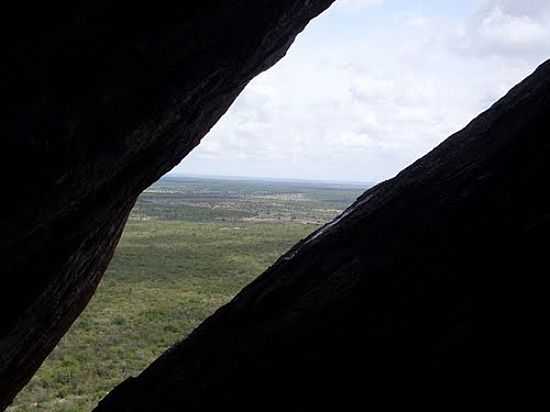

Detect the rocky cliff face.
[
  {"left": 94, "top": 60, "right": 549, "bottom": 410},
  {"left": 0, "top": 2, "right": 335, "bottom": 409}
]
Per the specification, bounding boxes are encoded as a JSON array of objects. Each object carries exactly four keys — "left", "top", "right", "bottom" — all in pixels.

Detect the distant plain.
[{"left": 9, "top": 176, "right": 367, "bottom": 412}]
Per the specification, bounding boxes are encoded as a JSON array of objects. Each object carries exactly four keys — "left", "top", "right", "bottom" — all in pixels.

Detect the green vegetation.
[
  {"left": 8, "top": 177, "right": 367, "bottom": 412},
  {"left": 132, "top": 176, "right": 365, "bottom": 224}
]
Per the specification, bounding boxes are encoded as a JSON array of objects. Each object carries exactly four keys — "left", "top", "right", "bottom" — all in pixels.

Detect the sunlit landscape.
[{"left": 9, "top": 176, "right": 367, "bottom": 411}]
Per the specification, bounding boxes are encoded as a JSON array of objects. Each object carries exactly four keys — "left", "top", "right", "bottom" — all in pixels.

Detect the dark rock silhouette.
[
  {"left": 93, "top": 61, "right": 549, "bottom": 410},
  {"left": 0, "top": 2, "right": 335, "bottom": 409},
  {"left": 1, "top": 0, "right": 547, "bottom": 409}
]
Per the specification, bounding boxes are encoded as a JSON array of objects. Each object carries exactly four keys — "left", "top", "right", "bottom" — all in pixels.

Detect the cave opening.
[{"left": 6, "top": 1, "right": 548, "bottom": 410}]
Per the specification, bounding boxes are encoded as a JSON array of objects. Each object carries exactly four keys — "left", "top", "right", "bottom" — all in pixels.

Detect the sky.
[{"left": 170, "top": 0, "right": 550, "bottom": 183}]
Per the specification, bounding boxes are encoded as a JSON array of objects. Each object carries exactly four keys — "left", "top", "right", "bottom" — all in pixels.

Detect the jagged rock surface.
[
  {"left": 95, "top": 61, "right": 550, "bottom": 411},
  {"left": 0, "top": 2, "right": 335, "bottom": 409}
]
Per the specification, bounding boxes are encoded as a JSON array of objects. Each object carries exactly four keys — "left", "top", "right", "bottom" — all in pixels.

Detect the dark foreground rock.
[
  {"left": 94, "top": 61, "right": 549, "bottom": 410},
  {"left": 0, "top": 2, "right": 335, "bottom": 409}
]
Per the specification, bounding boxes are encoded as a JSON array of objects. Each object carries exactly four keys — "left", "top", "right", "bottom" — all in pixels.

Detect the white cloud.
[
  {"left": 174, "top": 1, "right": 550, "bottom": 183},
  {"left": 453, "top": 0, "right": 550, "bottom": 58},
  {"left": 481, "top": 0, "right": 550, "bottom": 18}
]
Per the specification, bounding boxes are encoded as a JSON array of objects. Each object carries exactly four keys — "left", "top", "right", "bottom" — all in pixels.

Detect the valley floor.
[{"left": 9, "top": 176, "right": 366, "bottom": 412}]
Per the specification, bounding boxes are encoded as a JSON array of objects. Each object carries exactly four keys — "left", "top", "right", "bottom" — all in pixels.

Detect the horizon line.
[{"left": 165, "top": 172, "right": 376, "bottom": 186}]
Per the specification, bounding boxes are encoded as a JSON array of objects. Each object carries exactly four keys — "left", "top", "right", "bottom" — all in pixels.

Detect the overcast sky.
[{"left": 170, "top": 0, "right": 550, "bottom": 183}]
